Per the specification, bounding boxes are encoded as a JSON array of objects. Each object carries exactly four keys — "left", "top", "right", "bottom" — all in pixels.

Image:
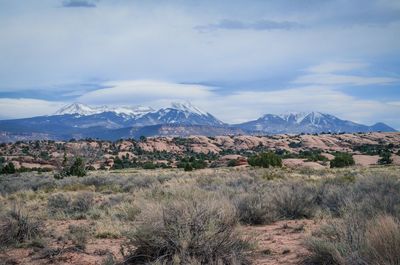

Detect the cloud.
[
  {"left": 195, "top": 19, "right": 302, "bottom": 32},
  {"left": 306, "top": 62, "right": 368, "bottom": 73},
  {"left": 1, "top": 84, "right": 400, "bottom": 130},
  {"left": 77, "top": 80, "right": 215, "bottom": 106},
  {"left": 293, "top": 74, "right": 398, "bottom": 86},
  {"left": 74, "top": 79, "right": 400, "bottom": 129},
  {"left": 1, "top": 1, "right": 400, "bottom": 90},
  {"left": 193, "top": 86, "right": 400, "bottom": 128},
  {"left": 0, "top": 98, "right": 64, "bottom": 119},
  {"left": 293, "top": 61, "right": 399, "bottom": 86},
  {"left": 62, "top": 0, "right": 98, "bottom": 8}
]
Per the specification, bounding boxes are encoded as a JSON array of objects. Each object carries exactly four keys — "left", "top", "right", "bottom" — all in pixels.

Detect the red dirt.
[
  {"left": 245, "top": 219, "right": 318, "bottom": 265},
  {"left": 0, "top": 219, "right": 317, "bottom": 265}
]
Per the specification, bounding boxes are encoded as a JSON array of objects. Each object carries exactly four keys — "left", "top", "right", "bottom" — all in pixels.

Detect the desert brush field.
[{"left": 0, "top": 165, "right": 399, "bottom": 265}]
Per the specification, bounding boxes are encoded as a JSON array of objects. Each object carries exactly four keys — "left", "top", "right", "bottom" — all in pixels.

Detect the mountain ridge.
[{"left": 0, "top": 102, "right": 396, "bottom": 142}]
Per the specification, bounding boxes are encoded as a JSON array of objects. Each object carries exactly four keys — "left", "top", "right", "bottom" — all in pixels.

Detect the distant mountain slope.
[
  {"left": 0, "top": 105, "right": 396, "bottom": 142},
  {"left": 235, "top": 111, "right": 396, "bottom": 134}
]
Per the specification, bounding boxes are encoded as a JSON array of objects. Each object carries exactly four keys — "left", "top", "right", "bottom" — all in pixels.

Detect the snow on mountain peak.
[
  {"left": 54, "top": 103, "right": 97, "bottom": 116},
  {"left": 54, "top": 103, "right": 153, "bottom": 117},
  {"left": 169, "top": 101, "right": 208, "bottom": 116},
  {"left": 276, "top": 111, "right": 327, "bottom": 124}
]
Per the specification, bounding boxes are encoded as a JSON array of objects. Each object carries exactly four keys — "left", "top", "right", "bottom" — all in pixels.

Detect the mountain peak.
[
  {"left": 54, "top": 102, "right": 154, "bottom": 117},
  {"left": 54, "top": 102, "right": 96, "bottom": 116},
  {"left": 169, "top": 101, "right": 208, "bottom": 116}
]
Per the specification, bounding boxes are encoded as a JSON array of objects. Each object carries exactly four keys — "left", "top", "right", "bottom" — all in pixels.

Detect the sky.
[{"left": 0, "top": 0, "right": 399, "bottom": 128}]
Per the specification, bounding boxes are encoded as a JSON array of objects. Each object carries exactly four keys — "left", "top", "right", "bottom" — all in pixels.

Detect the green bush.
[
  {"left": 248, "top": 152, "right": 282, "bottom": 168},
  {"left": 184, "top": 163, "right": 193, "bottom": 171},
  {"left": 142, "top": 162, "right": 156, "bottom": 170},
  {"left": 378, "top": 151, "right": 393, "bottom": 165},
  {"left": 1, "top": 162, "right": 16, "bottom": 174},
  {"left": 67, "top": 157, "right": 86, "bottom": 177},
  {"left": 227, "top": 159, "right": 238, "bottom": 167},
  {"left": 330, "top": 153, "right": 355, "bottom": 168}
]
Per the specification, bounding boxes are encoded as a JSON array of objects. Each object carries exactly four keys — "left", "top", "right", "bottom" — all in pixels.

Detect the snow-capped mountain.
[
  {"left": 54, "top": 102, "right": 154, "bottom": 118},
  {"left": 52, "top": 101, "right": 224, "bottom": 127},
  {"left": 132, "top": 102, "right": 224, "bottom": 126},
  {"left": 235, "top": 111, "right": 395, "bottom": 134},
  {"left": 0, "top": 106, "right": 396, "bottom": 141},
  {"left": 54, "top": 103, "right": 96, "bottom": 116}
]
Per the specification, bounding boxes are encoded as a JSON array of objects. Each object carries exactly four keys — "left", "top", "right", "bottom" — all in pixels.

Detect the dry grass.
[
  {"left": 0, "top": 166, "right": 398, "bottom": 264},
  {"left": 365, "top": 215, "right": 400, "bottom": 265}
]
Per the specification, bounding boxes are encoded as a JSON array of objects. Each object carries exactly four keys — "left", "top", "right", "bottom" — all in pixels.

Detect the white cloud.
[
  {"left": 193, "top": 86, "right": 400, "bottom": 127},
  {"left": 306, "top": 62, "right": 368, "bottom": 73},
  {"left": 0, "top": 98, "right": 64, "bottom": 119},
  {"left": 1, "top": 1, "right": 400, "bottom": 90},
  {"left": 78, "top": 80, "right": 214, "bottom": 106},
  {"left": 1, "top": 84, "right": 399, "bottom": 129},
  {"left": 293, "top": 61, "right": 399, "bottom": 86},
  {"left": 293, "top": 73, "right": 398, "bottom": 86},
  {"left": 74, "top": 79, "right": 400, "bottom": 129}
]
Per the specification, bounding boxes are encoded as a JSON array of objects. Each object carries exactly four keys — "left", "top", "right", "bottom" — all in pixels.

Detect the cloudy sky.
[{"left": 0, "top": 0, "right": 399, "bottom": 128}]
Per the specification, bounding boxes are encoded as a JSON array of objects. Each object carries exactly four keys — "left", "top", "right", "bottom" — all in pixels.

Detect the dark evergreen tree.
[{"left": 330, "top": 153, "right": 355, "bottom": 168}]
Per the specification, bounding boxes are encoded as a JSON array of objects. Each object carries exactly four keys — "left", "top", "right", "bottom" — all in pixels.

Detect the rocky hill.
[{"left": 1, "top": 132, "right": 399, "bottom": 172}]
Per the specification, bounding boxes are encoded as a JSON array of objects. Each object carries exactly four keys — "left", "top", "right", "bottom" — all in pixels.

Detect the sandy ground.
[
  {"left": 353, "top": 155, "right": 379, "bottom": 166},
  {"left": 0, "top": 219, "right": 317, "bottom": 265},
  {"left": 246, "top": 219, "right": 317, "bottom": 265},
  {"left": 283, "top": 159, "right": 326, "bottom": 170}
]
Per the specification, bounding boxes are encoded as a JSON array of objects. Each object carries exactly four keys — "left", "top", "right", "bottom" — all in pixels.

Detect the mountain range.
[{"left": 0, "top": 102, "right": 396, "bottom": 142}]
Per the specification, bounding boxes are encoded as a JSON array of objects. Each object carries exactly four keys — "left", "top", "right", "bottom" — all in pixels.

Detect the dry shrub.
[
  {"left": 271, "top": 182, "right": 317, "bottom": 220},
  {"left": 236, "top": 192, "right": 275, "bottom": 225},
  {"left": 67, "top": 224, "right": 90, "bottom": 251},
  {"left": 71, "top": 192, "right": 94, "bottom": 214},
  {"left": 0, "top": 206, "right": 43, "bottom": 248},
  {"left": 47, "top": 192, "right": 94, "bottom": 218},
  {"left": 365, "top": 215, "right": 400, "bottom": 265},
  {"left": 303, "top": 238, "right": 346, "bottom": 265},
  {"left": 122, "top": 197, "right": 251, "bottom": 265},
  {"left": 303, "top": 213, "right": 400, "bottom": 265}
]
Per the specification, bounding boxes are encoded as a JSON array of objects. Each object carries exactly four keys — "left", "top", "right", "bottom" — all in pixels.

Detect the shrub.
[
  {"left": 142, "top": 162, "right": 156, "bottom": 170},
  {"left": 248, "top": 152, "right": 282, "bottom": 168},
  {"left": 271, "top": 182, "right": 317, "bottom": 219},
  {"left": 67, "top": 224, "right": 90, "bottom": 251},
  {"left": 0, "top": 206, "right": 43, "bottom": 248},
  {"left": 304, "top": 214, "right": 400, "bottom": 265},
  {"left": 67, "top": 157, "right": 86, "bottom": 177},
  {"left": 315, "top": 182, "right": 350, "bottom": 216},
  {"left": 47, "top": 192, "right": 94, "bottom": 218},
  {"left": 330, "top": 153, "right": 355, "bottom": 168},
  {"left": 303, "top": 238, "right": 346, "bottom": 265},
  {"left": 71, "top": 192, "right": 94, "bottom": 214},
  {"left": 365, "top": 215, "right": 400, "bottom": 265},
  {"left": 102, "top": 254, "right": 116, "bottom": 265},
  {"left": 47, "top": 193, "right": 72, "bottom": 216},
  {"left": 378, "top": 151, "right": 393, "bottom": 165},
  {"left": 236, "top": 192, "right": 275, "bottom": 225},
  {"left": 227, "top": 159, "right": 238, "bottom": 167},
  {"left": 184, "top": 163, "right": 193, "bottom": 171},
  {"left": 122, "top": 198, "right": 251, "bottom": 264},
  {"left": 1, "top": 162, "right": 16, "bottom": 174}
]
